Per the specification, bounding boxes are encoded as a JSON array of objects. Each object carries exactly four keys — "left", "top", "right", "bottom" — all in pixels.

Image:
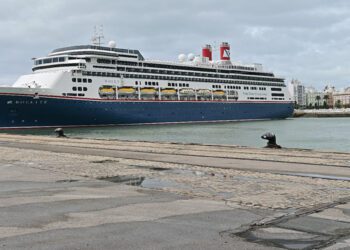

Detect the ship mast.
[{"left": 91, "top": 25, "right": 104, "bottom": 46}]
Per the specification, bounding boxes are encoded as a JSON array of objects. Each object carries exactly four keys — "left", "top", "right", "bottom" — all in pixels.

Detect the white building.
[
  {"left": 291, "top": 79, "right": 306, "bottom": 107},
  {"left": 305, "top": 86, "right": 333, "bottom": 108}
]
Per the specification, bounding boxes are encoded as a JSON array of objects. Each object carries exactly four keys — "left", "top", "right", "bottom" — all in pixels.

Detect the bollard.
[
  {"left": 54, "top": 128, "right": 67, "bottom": 138},
  {"left": 261, "top": 132, "right": 281, "bottom": 149}
]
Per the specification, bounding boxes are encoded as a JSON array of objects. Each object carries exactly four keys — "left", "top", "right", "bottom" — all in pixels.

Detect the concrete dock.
[{"left": 0, "top": 134, "right": 349, "bottom": 249}]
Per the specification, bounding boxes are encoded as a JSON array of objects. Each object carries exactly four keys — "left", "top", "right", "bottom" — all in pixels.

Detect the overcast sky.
[{"left": 1, "top": 0, "right": 350, "bottom": 89}]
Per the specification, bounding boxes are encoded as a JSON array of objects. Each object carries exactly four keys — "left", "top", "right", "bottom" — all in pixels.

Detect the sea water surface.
[{"left": 5, "top": 117, "right": 350, "bottom": 153}]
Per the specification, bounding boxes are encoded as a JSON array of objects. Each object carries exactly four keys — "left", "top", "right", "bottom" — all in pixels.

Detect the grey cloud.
[{"left": 0, "top": 0, "right": 350, "bottom": 88}]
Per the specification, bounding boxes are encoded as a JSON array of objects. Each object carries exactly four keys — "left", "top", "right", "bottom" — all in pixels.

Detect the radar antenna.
[{"left": 91, "top": 25, "right": 105, "bottom": 46}]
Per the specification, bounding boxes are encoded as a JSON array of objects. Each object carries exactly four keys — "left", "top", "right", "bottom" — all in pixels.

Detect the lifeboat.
[
  {"left": 213, "top": 90, "right": 226, "bottom": 96},
  {"left": 140, "top": 87, "right": 157, "bottom": 95},
  {"left": 99, "top": 85, "right": 116, "bottom": 96},
  {"left": 179, "top": 88, "right": 195, "bottom": 96},
  {"left": 196, "top": 89, "right": 212, "bottom": 96},
  {"left": 161, "top": 88, "right": 177, "bottom": 95},
  {"left": 118, "top": 87, "right": 136, "bottom": 94}
]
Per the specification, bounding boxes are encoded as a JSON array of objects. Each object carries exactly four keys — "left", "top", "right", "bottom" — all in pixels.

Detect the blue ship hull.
[{"left": 0, "top": 94, "right": 294, "bottom": 129}]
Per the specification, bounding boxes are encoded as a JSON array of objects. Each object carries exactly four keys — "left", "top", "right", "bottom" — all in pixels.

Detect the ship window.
[
  {"left": 271, "top": 87, "right": 282, "bottom": 91},
  {"left": 83, "top": 87, "right": 88, "bottom": 91},
  {"left": 43, "top": 58, "right": 51, "bottom": 64},
  {"left": 59, "top": 57, "right": 65, "bottom": 62},
  {"left": 97, "top": 58, "right": 112, "bottom": 64},
  {"left": 72, "top": 87, "right": 77, "bottom": 91},
  {"left": 77, "top": 78, "right": 82, "bottom": 83},
  {"left": 62, "top": 93, "right": 66, "bottom": 96},
  {"left": 53, "top": 58, "right": 59, "bottom": 63},
  {"left": 83, "top": 79, "right": 87, "bottom": 83},
  {"left": 78, "top": 87, "right": 82, "bottom": 91},
  {"left": 72, "top": 78, "right": 76, "bottom": 82},
  {"left": 85, "top": 58, "right": 91, "bottom": 62},
  {"left": 78, "top": 93, "right": 85, "bottom": 97},
  {"left": 272, "top": 93, "right": 284, "bottom": 97}
]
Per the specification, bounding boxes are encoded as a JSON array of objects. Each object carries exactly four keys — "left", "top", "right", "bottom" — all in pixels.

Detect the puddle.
[
  {"left": 285, "top": 173, "right": 350, "bottom": 181},
  {"left": 237, "top": 228, "right": 329, "bottom": 249},
  {"left": 130, "top": 165, "right": 170, "bottom": 171},
  {"left": 140, "top": 178, "right": 190, "bottom": 190},
  {"left": 56, "top": 179, "right": 79, "bottom": 183},
  {"left": 97, "top": 175, "right": 190, "bottom": 190},
  {"left": 98, "top": 175, "right": 145, "bottom": 186},
  {"left": 91, "top": 159, "right": 119, "bottom": 164},
  {"left": 150, "top": 167, "right": 170, "bottom": 171}
]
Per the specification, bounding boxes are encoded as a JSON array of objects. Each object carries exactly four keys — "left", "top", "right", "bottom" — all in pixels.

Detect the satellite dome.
[
  {"left": 108, "top": 40, "right": 116, "bottom": 48},
  {"left": 178, "top": 54, "right": 186, "bottom": 62},
  {"left": 187, "top": 53, "right": 195, "bottom": 61}
]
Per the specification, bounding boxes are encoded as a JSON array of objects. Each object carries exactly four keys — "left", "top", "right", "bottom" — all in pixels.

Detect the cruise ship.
[{"left": 0, "top": 40, "right": 294, "bottom": 129}]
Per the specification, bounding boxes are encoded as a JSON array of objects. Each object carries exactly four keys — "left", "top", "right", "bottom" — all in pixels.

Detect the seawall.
[{"left": 294, "top": 109, "right": 350, "bottom": 117}]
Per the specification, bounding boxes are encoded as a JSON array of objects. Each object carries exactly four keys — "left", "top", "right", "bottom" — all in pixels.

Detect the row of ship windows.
[
  {"left": 81, "top": 71, "right": 284, "bottom": 86},
  {"left": 250, "top": 87, "right": 267, "bottom": 91},
  {"left": 119, "top": 67, "right": 282, "bottom": 83},
  {"left": 272, "top": 98, "right": 285, "bottom": 100},
  {"left": 72, "top": 86, "right": 88, "bottom": 91},
  {"left": 117, "top": 61, "right": 274, "bottom": 77},
  {"left": 62, "top": 93, "right": 86, "bottom": 97},
  {"left": 35, "top": 57, "right": 66, "bottom": 65},
  {"left": 72, "top": 78, "right": 92, "bottom": 83},
  {"left": 247, "top": 97, "right": 268, "bottom": 100},
  {"left": 168, "top": 83, "right": 190, "bottom": 87},
  {"left": 72, "top": 76, "right": 282, "bottom": 92},
  {"left": 225, "top": 85, "right": 241, "bottom": 90},
  {"left": 144, "top": 81, "right": 159, "bottom": 86}
]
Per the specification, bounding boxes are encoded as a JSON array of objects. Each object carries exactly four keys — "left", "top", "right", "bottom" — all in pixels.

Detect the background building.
[
  {"left": 305, "top": 87, "right": 325, "bottom": 108},
  {"left": 333, "top": 87, "right": 350, "bottom": 108},
  {"left": 291, "top": 79, "right": 306, "bottom": 108}
]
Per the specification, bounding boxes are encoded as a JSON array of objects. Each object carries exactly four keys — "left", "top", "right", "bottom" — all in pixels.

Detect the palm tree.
[
  {"left": 315, "top": 95, "right": 321, "bottom": 109},
  {"left": 323, "top": 95, "right": 329, "bottom": 108}
]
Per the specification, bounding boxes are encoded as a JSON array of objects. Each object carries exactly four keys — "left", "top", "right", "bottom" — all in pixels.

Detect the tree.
[
  {"left": 315, "top": 95, "right": 321, "bottom": 109},
  {"left": 323, "top": 101, "right": 328, "bottom": 109},
  {"left": 323, "top": 95, "right": 329, "bottom": 108},
  {"left": 335, "top": 100, "right": 342, "bottom": 109}
]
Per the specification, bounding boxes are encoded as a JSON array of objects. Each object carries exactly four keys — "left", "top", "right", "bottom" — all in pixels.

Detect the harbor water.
[{"left": 3, "top": 117, "right": 350, "bottom": 153}]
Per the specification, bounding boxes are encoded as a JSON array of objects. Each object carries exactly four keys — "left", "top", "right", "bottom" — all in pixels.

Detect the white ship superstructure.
[{"left": 0, "top": 40, "right": 294, "bottom": 128}]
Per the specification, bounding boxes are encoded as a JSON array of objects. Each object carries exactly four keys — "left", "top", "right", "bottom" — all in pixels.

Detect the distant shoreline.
[{"left": 294, "top": 109, "right": 350, "bottom": 117}]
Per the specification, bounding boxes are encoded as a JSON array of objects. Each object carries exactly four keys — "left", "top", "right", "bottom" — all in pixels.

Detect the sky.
[{"left": 0, "top": 0, "right": 350, "bottom": 89}]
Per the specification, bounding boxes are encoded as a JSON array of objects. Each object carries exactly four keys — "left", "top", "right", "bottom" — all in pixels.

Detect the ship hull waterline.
[{"left": 0, "top": 93, "right": 294, "bottom": 129}]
